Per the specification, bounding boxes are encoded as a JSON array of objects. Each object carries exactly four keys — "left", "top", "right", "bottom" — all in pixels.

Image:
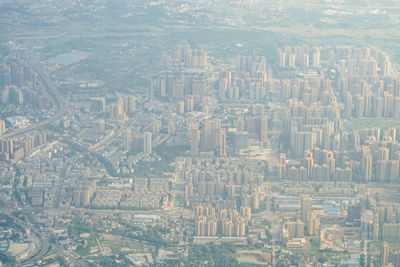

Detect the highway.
[
  {"left": 0, "top": 210, "right": 49, "bottom": 266},
  {"left": 0, "top": 54, "right": 67, "bottom": 141},
  {"left": 0, "top": 208, "right": 83, "bottom": 266}
]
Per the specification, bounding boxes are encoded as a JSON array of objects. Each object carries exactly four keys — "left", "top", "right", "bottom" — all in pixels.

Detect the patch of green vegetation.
[
  {"left": 310, "top": 237, "right": 320, "bottom": 251},
  {"left": 101, "top": 233, "right": 153, "bottom": 254},
  {"left": 92, "top": 152, "right": 118, "bottom": 177},
  {"left": 98, "top": 255, "right": 130, "bottom": 267},
  {"left": 133, "top": 144, "right": 187, "bottom": 178},
  {"left": 111, "top": 224, "right": 168, "bottom": 249},
  {"left": 68, "top": 217, "right": 96, "bottom": 236},
  {"left": 155, "top": 144, "right": 189, "bottom": 161},
  {"left": 108, "top": 243, "right": 129, "bottom": 254},
  {"left": 75, "top": 235, "right": 98, "bottom": 257},
  {"left": 188, "top": 243, "right": 243, "bottom": 267},
  {"left": 0, "top": 252, "right": 15, "bottom": 266},
  {"left": 133, "top": 159, "right": 173, "bottom": 177},
  {"left": 41, "top": 25, "right": 290, "bottom": 94}
]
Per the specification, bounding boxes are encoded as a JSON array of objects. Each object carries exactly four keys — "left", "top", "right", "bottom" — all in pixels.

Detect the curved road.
[
  {"left": 0, "top": 57, "right": 67, "bottom": 141},
  {"left": 0, "top": 210, "right": 49, "bottom": 266}
]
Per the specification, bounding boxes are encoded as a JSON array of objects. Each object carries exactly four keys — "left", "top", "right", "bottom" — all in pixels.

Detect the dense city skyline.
[{"left": 2, "top": 0, "right": 400, "bottom": 266}]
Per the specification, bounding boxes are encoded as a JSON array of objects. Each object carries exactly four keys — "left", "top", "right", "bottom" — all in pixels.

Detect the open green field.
[
  {"left": 74, "top": 233, "right": 154, "bottom": 259},
  {"left": 99, "top": 233, "right": 154, "bottom": 255}
]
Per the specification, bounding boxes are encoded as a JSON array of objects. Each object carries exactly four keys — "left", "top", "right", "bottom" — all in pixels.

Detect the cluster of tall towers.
[
  {"left": 189, "top": 114, "right": 268, "bottom": 157},
  {"left": 175, "top": 43, "right": 207, "bottom": 68},
  {"left": 278, "top": 46, "right": 321, "bottom": 69},
  {"left": 189, "top": 119, "right": 226, "bottom": 157},
  {"left": 360, "top": 134, "right": 400, "bottom": 182},
  {"left": 0, "top": 131, "right": 47, "bottom": 162},
  {"left": 125, "top": 130, "right": 152, "bottom": 155},
  {"left": 284, "top": 195, "right": 319, "bottom": 238},
  {"left": 155, "top": 73, "right": 208, "bottom": 100},
  {"left": 109, "top": 95, "right": 136, "bottom": 121},
  {"left": 194, "top": 205, "right": 251, "bottom": 237},
  {"left": 0, "top": 62, "right": 51, "bottom": 109},
  {"left": 217, "top": 56, "right": 268, "bottom": 101}
]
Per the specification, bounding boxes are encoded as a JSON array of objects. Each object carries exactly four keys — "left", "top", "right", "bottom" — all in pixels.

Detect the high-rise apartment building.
[
  {"left": 381, "top": 242, "right": 389, "bottom": 266},
  {"left": 301, "top": 195, "right": 312, "bottom": 223},
  {"left": 202, "top": 119, "right": 221, "bottom": 152},
  {"left": 143, "top": 132, "right": 152, "bottom": 154}
]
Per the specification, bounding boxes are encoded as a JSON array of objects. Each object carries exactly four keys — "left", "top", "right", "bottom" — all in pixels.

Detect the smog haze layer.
[{"left": 0, "top": 0, "right": 400, "bottom": 266}]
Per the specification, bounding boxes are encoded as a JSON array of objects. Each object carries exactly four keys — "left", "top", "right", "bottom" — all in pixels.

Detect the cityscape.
[{"left": 1, "top": 0, "right": 400, "bottom": 266}]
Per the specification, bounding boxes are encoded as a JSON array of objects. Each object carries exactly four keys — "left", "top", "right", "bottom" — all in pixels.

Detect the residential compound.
[{"left": 2, "top": 43, "right": 400, "bottom": 266}]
